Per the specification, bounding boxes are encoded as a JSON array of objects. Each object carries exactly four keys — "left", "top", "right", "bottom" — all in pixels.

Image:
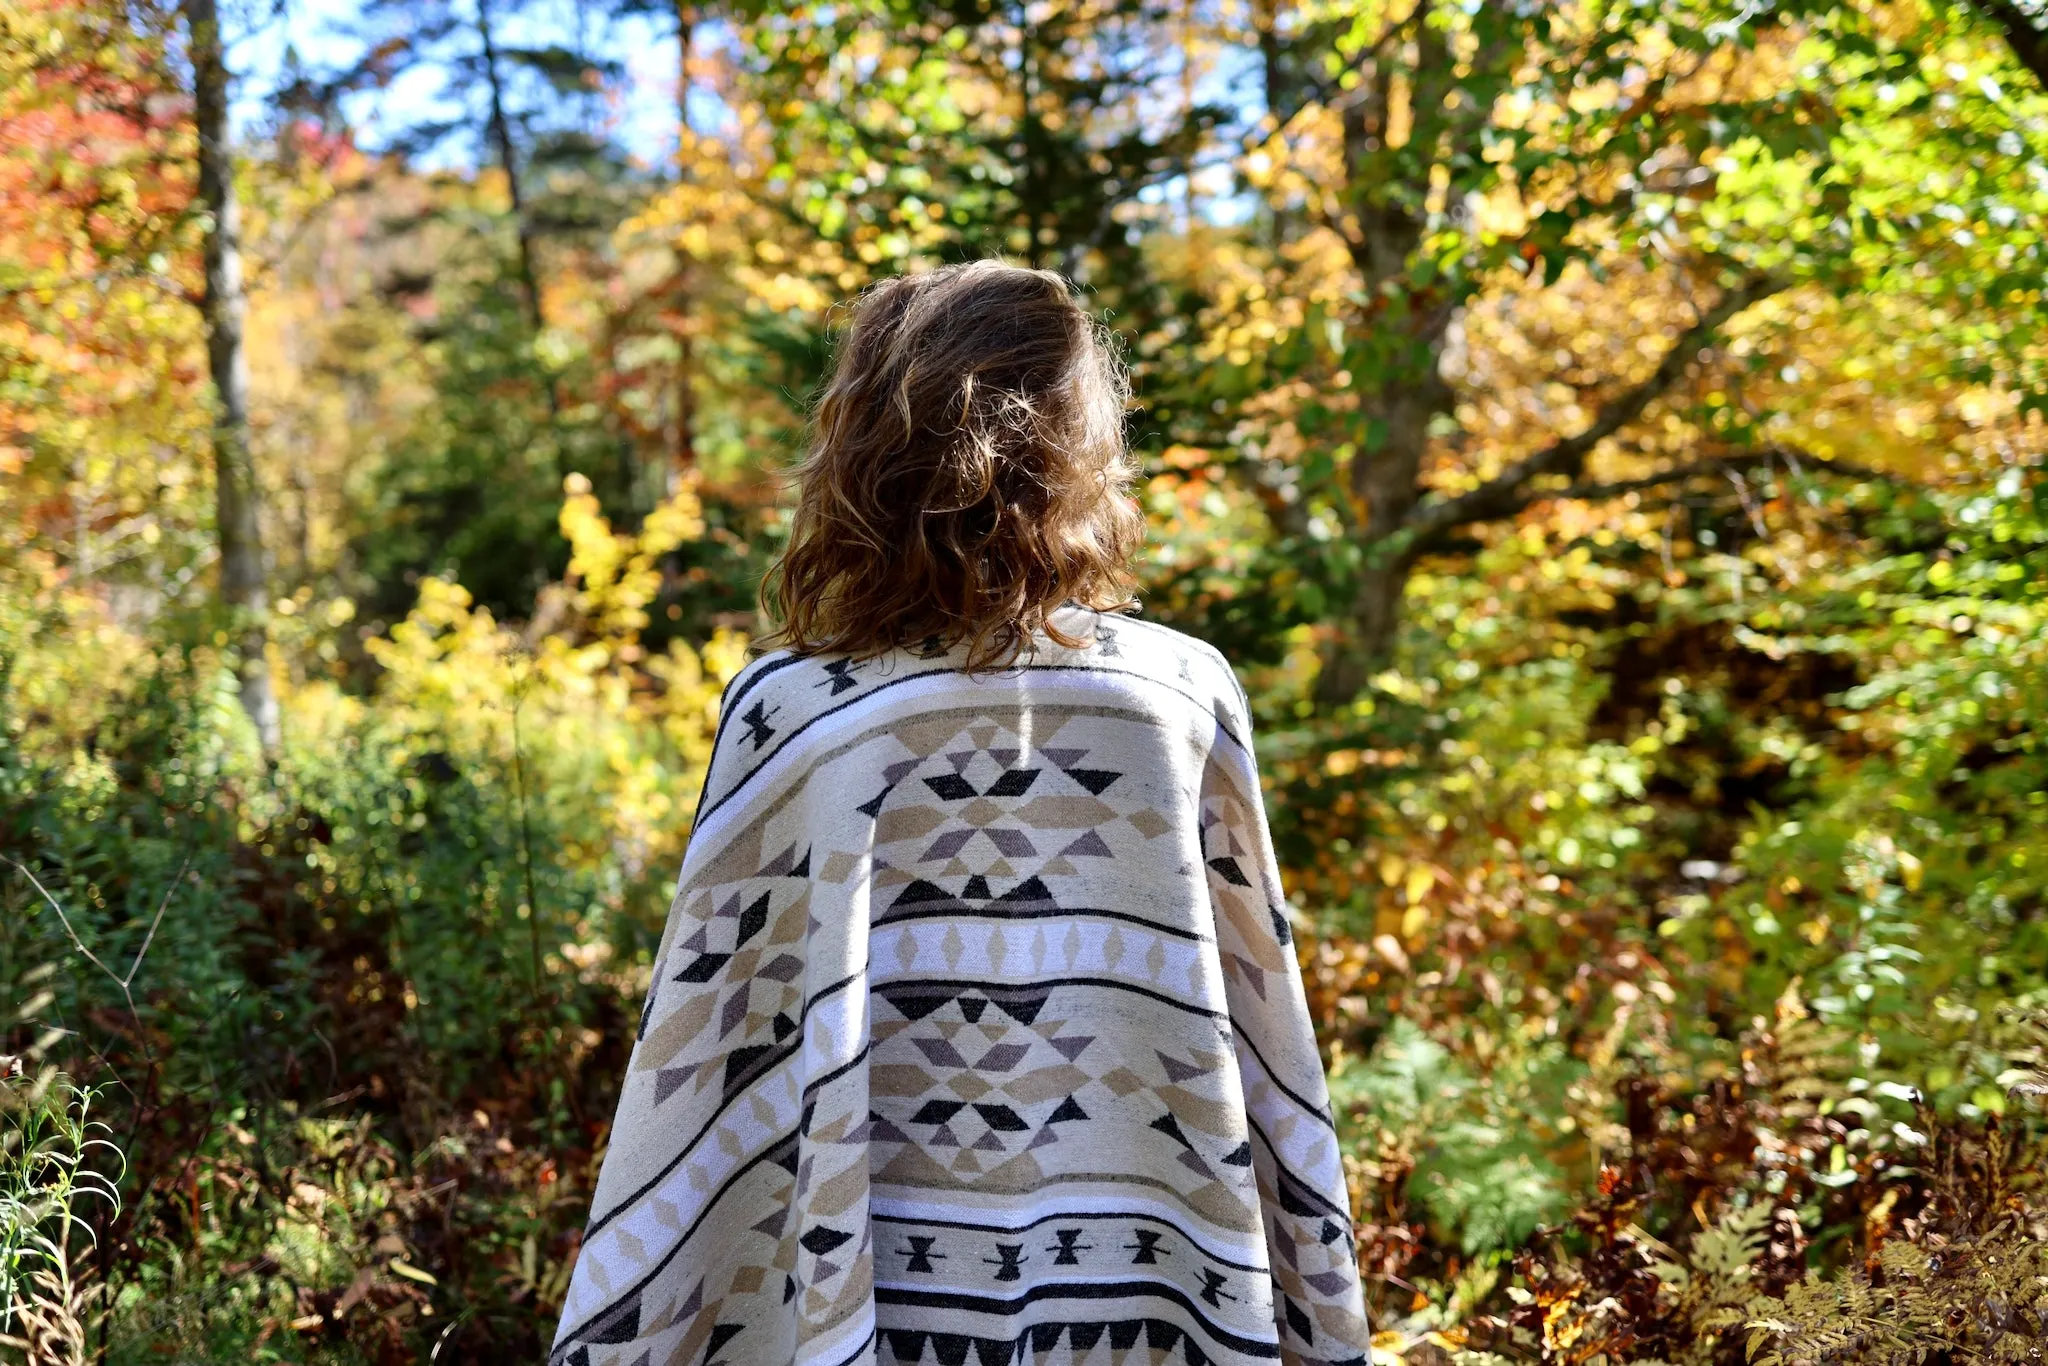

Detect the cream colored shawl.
[{"left": 553, "top": 609, "right": 1370, "bottom": 1366}]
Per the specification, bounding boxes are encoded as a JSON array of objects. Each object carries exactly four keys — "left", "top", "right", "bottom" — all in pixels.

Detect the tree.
[
  {"left": 742, "top": 0, "right": 1226, "bottom": 321},
  {"left": 611, "top": 0, "right": 705, "bottom": 471},
  {"left": 345, "top": 0, "right": 617, "bottom": 337},
  {"left": 671, "top": 2, "right": 699, "bottom": 472},
  {"left": 321, "top": 0, "right": 645, "bottom": 611},
  {"left": 0, "top": 0, "right": 205, "bottom": 596},
  {"left": 1228, "top": 0, "right": 2046, "bottom": 703},
  {"left": 185, "top": 0, "right": 279, "bottom": 750},
  {"left": 475, "top": 0, "right": 547, "bottom": 338}
]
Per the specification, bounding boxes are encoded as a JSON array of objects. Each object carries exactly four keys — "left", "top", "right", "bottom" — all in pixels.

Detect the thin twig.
[
  {"left": 122, "top": 854, "right": 191, "bottom": 992},
  {"left": 7, "top": 854, "right": 191, "bottom": 1006},
  {"left": 7, "top": 859, "right": 122, "bottom": 991},
  {"left": 508, "top": 671, "right": 545, "bottom": 1011},
  {"left": 8, "top": 853, "right": 189, "bottom": 1075},
  {"left": 4, "top": 864, "right": 138, "bottom": 1103}
]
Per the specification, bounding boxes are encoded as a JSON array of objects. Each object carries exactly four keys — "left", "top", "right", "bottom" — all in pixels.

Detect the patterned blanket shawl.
[{"left": 552, "top": 609, "right": 1370, "bottom": 1366}]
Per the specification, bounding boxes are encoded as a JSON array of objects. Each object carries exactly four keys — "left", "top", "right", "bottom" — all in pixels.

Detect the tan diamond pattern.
[{"left": 551, "top": 614, "right": 1370, "bottom": 1366}]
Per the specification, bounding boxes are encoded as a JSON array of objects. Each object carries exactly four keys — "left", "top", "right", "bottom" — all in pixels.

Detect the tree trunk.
[
  {"left": 476, "top": 0, "right": 545, "bottom": 336},
  {"left": 475, "top": 0, "right": 564, "bottom": 499},
  {"left": 672, "top": 1, "right": 697, "bottom": 476},
  {"left": 1253, "top": 0, "right": 1291, "bottom": 125},
  {"left": 1017, "top": 13, "right": 1043, "bottom": 269},
  {"left": 1314, "top": 366, "right": 1449, "bottom": 706},
  {"left": 186, "top": 0, "right": 279, "bottom": 752},
  {"left": 1305, "top": 14, "right": 1470, "bottom": 708},
  {"left": 1311, "top": 129, "right": 1457, "bottom": 705},
  {"left": 1316, "top": 563, "right": 1406, "bottom": 705},
  {"left": 1969, "top": 0, "right": 2048, "bottom": 89}
]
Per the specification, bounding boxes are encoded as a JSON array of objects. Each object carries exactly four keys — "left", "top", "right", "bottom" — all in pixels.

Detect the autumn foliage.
[{"left": 3, "top": 0, "right": 2047, "bottom": 1361}]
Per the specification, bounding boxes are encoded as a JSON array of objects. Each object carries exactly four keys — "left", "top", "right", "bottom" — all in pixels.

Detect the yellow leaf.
[
  {"left": 1404, "top": 865, "right": 1434, "bottom": 906},
  {"left": 389, "top": 1259, "right": 438, "bottom": 1286},
  {"left": 1897, "top": 849, "right": 1923, "bottom": 891}
]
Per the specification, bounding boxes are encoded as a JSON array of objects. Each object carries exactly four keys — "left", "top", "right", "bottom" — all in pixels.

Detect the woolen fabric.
[{"left": 552, "top": 609, "right": 1371, "bottom": 1366}]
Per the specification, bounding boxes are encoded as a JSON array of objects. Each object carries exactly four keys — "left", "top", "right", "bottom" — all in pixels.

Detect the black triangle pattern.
[
  {"left": 879, "top": 1317, "right": 1224, "bottom": 1366},
  {"left": 562, "top": 656, "right": 1370, "bottom": 1366},
  {"left": 887, "top": 874, "right": 1058, "bottom": 913},
  {"left": 585, "top": 1294, "right": 639, "bottom": 1344}
]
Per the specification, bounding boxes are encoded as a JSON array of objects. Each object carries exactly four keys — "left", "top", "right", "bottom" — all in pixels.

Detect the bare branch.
[
  {"left": 1418, "top": 446, "right": 1906, "bottom": 529},
  {"left": 8, "top": 858, "right": 124, "bottom": 990},
  {"left": 8, "top": 853, "right": 189, "bottom": 1069},
  {"left": 1282, "top": 4, "right": 1415, "bottom": 127},
  {"left": 1402, "top": 271, "right": 1789, "bottom": 549}
]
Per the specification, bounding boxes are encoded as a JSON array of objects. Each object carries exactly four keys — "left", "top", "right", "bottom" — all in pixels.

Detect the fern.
[
  {"left": 1745, "top": 1011, "right": 2048, "bottom": 1365},
  {"left": 1747, "top": 1234, "right": 2047, "bottom": 1366},
  {"left": 1649, "top": 1200, "right": 1775, "bottom": 1343},
  {"left": 1334, "top": 1020, "right": 1572, "bottom": 1258},
  {"left": 1459, "top": 999, "right": 2048, "bottom": 1364}
]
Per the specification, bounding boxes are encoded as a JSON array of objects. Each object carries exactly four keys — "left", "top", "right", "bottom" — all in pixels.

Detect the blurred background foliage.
[{"left": 3, "top": 0, "right": 2047, "bottom": 1360}]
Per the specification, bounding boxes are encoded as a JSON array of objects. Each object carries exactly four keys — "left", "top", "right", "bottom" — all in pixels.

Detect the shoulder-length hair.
[{"left": 760, "top": 260, "right": 1143, "bottom": 670}]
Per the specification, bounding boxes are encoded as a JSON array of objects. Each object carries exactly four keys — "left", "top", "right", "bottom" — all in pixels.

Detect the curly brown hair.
[{"left": 761, "top": 260, "right": 1143, "bottom": 669}]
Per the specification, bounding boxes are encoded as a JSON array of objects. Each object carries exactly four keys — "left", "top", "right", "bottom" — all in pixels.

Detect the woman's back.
[
  {"left": 552, "top": 263, "right": 1368, "bottom": 1366},
  {"left": 554, "top": 615, "right": 1365, "bottom": 1366}
]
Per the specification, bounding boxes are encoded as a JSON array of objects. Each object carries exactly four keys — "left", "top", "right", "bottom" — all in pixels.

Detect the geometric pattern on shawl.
[{"left": 551, "top": 609, "right": 1371, "bottom": 1366}]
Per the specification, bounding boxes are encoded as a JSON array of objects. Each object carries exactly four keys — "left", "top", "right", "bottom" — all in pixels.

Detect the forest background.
[{"left": 4, "top": 0, "right": 2048, "bottom": 1360}]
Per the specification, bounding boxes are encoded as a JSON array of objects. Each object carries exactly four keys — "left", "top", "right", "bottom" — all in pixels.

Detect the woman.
[{"left": 552, "top": 261, "right": 1369, "bottom": 1366}]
